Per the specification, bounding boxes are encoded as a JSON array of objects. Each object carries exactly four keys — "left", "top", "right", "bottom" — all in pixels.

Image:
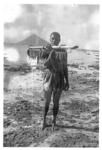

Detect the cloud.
[
  {"left": 85, "top": 39, "right": 99, "bottom": 50},
  {"left": 4, "top": 26, "right": 39, "bottom": 43},
  {"left": 4, "top": 48, "right": 20, "bottom": 62},
  {"left": 4, "top": 4, "right": 99, "bottom": 49},
  {"left": 89, "top": 10, "right": 99, "bottom": 26},
  {"left": 4, "top": 4, "right": 22, "bottom": 23},
  {"left": 4, "top": 27, "right": 24, "bottom": 42}
]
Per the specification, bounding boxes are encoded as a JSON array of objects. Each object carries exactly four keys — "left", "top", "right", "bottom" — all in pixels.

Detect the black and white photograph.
[{"left": 3, "top": 2, "right": 100, "bottom": 147}]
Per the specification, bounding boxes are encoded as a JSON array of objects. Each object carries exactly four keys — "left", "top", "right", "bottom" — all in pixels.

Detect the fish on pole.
[{"left": 27, "top": 45, "right": 79, "bottom": 60}]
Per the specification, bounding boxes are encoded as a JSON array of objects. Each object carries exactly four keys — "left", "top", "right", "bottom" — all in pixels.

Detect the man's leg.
[
  {"left": 42, "top": 86, "right": 52, "bottom": 130},
  {"left": 52, "top": 88, "right": 62, "bottom": 130}
]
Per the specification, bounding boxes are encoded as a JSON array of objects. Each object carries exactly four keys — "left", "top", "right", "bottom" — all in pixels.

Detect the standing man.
[{"left": 40, "top": 32, "right": 69, "bottom": 130}]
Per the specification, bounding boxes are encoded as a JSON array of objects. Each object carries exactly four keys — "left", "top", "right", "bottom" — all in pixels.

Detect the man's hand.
[
  {"left": 45, "top": 44, "right": 52, "bottom": 51},
  {"left": 64, "top": 82, "right": 69, "bottom": 91}
]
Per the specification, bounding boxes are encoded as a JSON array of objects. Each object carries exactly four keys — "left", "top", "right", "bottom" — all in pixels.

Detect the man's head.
[{"left": 50, "top": 32, "right": 61, "bottom": 46}]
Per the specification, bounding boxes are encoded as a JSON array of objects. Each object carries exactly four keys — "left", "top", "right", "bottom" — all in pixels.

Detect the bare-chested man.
[{"left": 40, "top": 32, "right": 69, "bottom": 130}]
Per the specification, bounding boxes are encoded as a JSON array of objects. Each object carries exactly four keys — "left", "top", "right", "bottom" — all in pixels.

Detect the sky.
[{"left": 4, "top": 4, "right": 99, "bottom": 50}]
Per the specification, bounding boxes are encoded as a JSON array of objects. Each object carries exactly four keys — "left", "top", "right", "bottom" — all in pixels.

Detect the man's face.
[{"left": 50, "top": 34, "right": 60, "bottom": 46}]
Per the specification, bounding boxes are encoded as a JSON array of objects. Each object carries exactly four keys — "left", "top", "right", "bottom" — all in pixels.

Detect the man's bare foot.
[
  {"left": 52, "top": 123, "right": 55, "bottom": 131},
  {"left": 52, "top": 121, "right": 56, "bottom": 131},
  {"left": 42, "top": 122, "right": 47, "bottom": 130}
]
